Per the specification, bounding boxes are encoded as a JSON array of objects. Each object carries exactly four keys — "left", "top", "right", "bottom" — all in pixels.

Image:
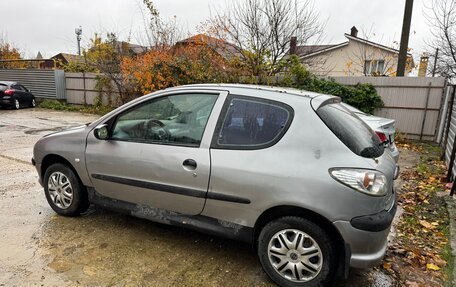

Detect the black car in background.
[{"left": 0, "top": 81, "right": 36, "bottom": 109}]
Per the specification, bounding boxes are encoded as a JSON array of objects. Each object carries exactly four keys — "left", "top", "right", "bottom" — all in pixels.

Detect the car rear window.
[{"left": 316, "top": 102, "right": 384, "bottom": 158}]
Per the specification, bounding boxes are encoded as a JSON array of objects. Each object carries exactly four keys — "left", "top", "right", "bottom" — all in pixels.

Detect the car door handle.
[{"left": 182, "top": 159, "right": 197, "bottom": 170}]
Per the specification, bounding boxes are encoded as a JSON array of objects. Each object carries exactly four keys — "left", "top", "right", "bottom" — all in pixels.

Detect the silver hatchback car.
[{"left": 33, "top": 84, "right": 398, "bottom": 287}]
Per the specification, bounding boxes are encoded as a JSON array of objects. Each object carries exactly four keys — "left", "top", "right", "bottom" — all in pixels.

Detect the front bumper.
[
  {"left": 32, "top": 157, "right": 44, "bottom": 186},
  {"left": 334, "top": 194, "right": 397, "bottom": 268}
]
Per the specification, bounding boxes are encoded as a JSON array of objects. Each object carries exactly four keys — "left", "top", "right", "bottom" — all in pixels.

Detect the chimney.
[
  {"left": 290, "top": 36, "right": 297, "bottom": 55},
  {"left": 418, "top": 53, "right": 429, "bottom": 77},
  {"left": 350, "top": 26, "right": 358, "bottom": 37}
]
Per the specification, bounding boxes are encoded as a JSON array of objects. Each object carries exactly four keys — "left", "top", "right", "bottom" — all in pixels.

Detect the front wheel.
[
  {"left": 30, "top": 98, "right": 36, "bottom": 108},
  {"left": 43, "top": 163, "right": 89, "bottom": 216},
  {"left": 258, "top": 217, "right": 336, "bottom": 287}
]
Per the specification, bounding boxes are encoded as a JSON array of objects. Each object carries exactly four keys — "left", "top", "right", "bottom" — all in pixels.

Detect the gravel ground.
[{"left": 0, "top": 107, "right": 400, "bottom": 287}]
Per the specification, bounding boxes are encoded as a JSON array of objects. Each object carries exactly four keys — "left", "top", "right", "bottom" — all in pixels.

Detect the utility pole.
[
  {"left": 432, "top": 48, "right": 439, "bottom": 77},
  {"left": 396, "top": 0, "right": 414, "bottom": 77},
  {"left": 75, "top": 26, "right": 82, "bottom": 56}
]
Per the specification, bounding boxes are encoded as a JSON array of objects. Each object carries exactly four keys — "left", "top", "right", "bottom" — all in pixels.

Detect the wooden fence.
[
  {"left": 63, "top": 72, "right": 448, "bottom": 141},
  {"left": 65, "top": 72, "right": 120, "bottom": 106},
  {"left": 332, "top": 77, "right": 447, "bottom": 141}
]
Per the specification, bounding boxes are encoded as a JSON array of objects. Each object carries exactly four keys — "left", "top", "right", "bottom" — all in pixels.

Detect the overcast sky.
[{"left": 1, "top": 0, "right": 431, "bottom": 60}]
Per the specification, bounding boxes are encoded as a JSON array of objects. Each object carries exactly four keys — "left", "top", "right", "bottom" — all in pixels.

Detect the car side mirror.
[{"left": 94, "top": 124, "right": 109, "bottom": 140}]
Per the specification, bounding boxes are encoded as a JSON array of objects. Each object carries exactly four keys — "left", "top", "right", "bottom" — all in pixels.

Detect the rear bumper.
[
  {"left": 389, "top": 143, "right": 400, "bottom": 163},
  {"left": 0, "top": 98, "right": 14, "bottom": 106},
  {"left": 334, "top": 195, "right": 397, "bottom": 268}
]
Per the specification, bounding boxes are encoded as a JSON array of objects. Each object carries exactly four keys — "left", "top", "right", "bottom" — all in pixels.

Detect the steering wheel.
[{"left": 145, "top": 119, "right": 171, "bottom": 141}]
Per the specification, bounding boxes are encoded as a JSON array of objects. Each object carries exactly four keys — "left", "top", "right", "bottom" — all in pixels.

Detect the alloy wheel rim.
[
  {"left": 15, "top": 100, "right": 19, "bottom": 109},
  {"left": 32, "top": 99, "right": 36, "bottom": 107},
  {"left": 267, "top": 229, "right": 323, "bottom": 282},
  {"left": 48, "top": 172, "right": 73, "bottom": 209}
]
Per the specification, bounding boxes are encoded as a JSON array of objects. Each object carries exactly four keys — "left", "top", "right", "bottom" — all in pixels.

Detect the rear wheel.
[
  {"left": 43, "top": 163, "right": 89, "bottom": 216},
  {"left": 30, "top": 98, "right": 36, "bottom": 108},
  {"left": 14, "top": 98, "right": 20, "bottom": 110},
  {"left": 258, "top": 216, "right": 336, "bottom": 287}
]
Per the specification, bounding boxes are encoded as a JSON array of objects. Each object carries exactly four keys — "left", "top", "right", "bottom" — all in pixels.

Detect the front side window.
[
  {"left": 214, "top": 97, "right": 293, "bottom": 149},
  {"left": 111, "top": 93, "right": 218, "bottom": 147}
]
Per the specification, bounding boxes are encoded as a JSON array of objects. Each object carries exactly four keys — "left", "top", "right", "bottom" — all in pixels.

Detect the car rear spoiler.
[{"left": 310, "top": 95, "right": 341, "bottom": 111}]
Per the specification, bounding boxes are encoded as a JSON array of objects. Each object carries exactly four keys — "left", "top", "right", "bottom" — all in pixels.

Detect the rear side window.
[
  {"left": 213, "top": 96, "right": 293, "bottom": 149},
  {"left": 317, "top": 103, "right": 384, "bottom": 158}
]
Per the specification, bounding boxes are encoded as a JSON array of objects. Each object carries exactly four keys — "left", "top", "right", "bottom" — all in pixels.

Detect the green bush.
[
  {"left": 39, "top": 99, "right": 113, "bottom": 115},
  {"left": 278, "top": 56, "right": 383, "bottom": 114},
  {"left": 39, "top": 100, "right": 81, "bottom": 112}
]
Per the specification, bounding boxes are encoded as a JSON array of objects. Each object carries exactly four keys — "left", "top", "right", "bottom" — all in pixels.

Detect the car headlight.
[{"left": 329, "top": 168, "right": 388, "bottom": 196}]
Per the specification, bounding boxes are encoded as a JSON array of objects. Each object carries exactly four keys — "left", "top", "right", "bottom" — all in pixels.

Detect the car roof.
[
  {"left": 0, "top": 81, "right": 17, "bottom": 86},
  {"left": 167, "top": 83, "right": 324, "bottom": 99}
]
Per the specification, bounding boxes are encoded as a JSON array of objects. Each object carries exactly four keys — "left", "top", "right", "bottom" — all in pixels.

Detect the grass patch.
[
  {"left": 383, "top": 141, "right": 453, "bottom": 286},
  {"left": 39, "top": 99, "right": 113, "bottom": 115}
]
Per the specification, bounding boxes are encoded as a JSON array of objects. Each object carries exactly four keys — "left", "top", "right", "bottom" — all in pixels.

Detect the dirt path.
[{"left": 0, "top": 108, "right": 408, "bottom": 286}]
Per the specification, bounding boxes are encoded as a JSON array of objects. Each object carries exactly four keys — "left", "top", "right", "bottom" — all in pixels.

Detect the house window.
[{"left": 364, "top": 60, "right": 385, "bottom": 76}]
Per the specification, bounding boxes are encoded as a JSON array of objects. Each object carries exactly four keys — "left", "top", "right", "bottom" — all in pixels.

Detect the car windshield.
[{"left": 317, "top": 102, "right": 384, "bottom": 158}]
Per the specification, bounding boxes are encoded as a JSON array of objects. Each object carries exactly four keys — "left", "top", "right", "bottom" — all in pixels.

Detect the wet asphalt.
[{"left": 0, "top": 108, "right": 398, "bottom": 287}]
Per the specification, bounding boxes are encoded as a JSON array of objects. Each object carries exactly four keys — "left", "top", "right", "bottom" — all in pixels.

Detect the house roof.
[
  {"left": 51, "top": 53, "right": 85, "bottom": 64},
  {"left": 295, "top": 44, "right": 339, "bottom": 56},
  {"left": 112, "top": 41, "right": 148, "bottom": 54},
  {"left": 344, "top": 34, "right": 413, "bottom": 56},
  {"left": 298, "top": 42, "right": 349, "bottom": 59},
  {"left": 176, "top": 34, "right": 241, "bottom": 59},
  {"left": 299, "top": 34, "right": 413, "bottom": 59}
]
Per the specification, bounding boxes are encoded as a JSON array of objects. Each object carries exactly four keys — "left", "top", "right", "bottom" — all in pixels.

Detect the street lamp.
[{"left": 75, "top": 26, "right": 82, "bottom": 56}]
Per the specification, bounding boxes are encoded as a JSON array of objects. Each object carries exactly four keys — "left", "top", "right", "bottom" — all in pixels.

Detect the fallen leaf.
[
  {"left": 419, "top": 220, "right": 435, "bottom": 230},
  {"left": 426, "top": 263, "right": 440, "bottom": 271}
]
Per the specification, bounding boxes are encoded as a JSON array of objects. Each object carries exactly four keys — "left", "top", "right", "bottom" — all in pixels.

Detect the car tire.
[
  {"left": 43, "top": 163, "right": 89, "bottom": 216},
  {"left": 30, "top": 98, "right": 36, "bottom": 108},
  {"left": 257, "top": 216, "right": 336, "bottom": 287},
  {"left": 14, "top": 98, "right": 20, "bottom": 110}
]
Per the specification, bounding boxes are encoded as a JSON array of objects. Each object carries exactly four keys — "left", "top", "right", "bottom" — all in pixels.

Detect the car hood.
[{"left": 42, "top": 124, "right": 89, "bottom": 139}]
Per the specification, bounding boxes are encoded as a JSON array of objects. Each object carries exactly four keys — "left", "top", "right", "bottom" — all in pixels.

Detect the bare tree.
[
  {"left": 138, "top": 0, "right": 183, "bottom": 50},
  {"left": 208, "top": 0, "right": 324, "bottom": 76},
  {"left": 84, "top": 33, "right": 136, "bottom": 105},
  {"left": 425, "top": 0, "right": 456, "bottom": 78}
]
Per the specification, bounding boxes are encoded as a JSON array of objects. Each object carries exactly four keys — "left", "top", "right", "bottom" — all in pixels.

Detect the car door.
[
  {"left": 11, "top": 84, "right": 26, "bottom": 105},
  {"left": 18, "top": 84, "right": 32, "bottom": 103},
  {"left": 202, "top": 95, "right": 295, "bottom": 223},
  {"left": 85, "top": 90, "right": 227, "bottom": 215}
]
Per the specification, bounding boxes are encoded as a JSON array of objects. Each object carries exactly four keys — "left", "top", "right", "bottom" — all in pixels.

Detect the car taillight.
[
  {"left": 4, "top": 89, "right": 14, "bottom": 96},
  {"left": 375, "top": 131, "right": 388, "bottom": 143},
  {"left": 329, "top": 168, "right": 388, "bottom": 196}
]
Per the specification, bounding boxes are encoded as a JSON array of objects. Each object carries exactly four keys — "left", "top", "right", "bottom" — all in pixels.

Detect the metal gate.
[
  {"left": 440, "top": 85, "right": 456, "bottom": 181},
  {"left": 0, "top": 69, "right": 66, "bottom": 99}
]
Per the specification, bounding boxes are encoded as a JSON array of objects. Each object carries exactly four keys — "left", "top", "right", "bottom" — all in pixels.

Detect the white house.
[{"left": 291, "top": 27, "right": 415, "bottom": 77}]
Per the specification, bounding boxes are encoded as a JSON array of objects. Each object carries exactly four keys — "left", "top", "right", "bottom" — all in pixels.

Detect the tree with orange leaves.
[
  {"left": 0, "top": 36, "right": 26, "bottom": 69},
  {"left": 121, "top": 40, "right": 241, "bottom": 95}
]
